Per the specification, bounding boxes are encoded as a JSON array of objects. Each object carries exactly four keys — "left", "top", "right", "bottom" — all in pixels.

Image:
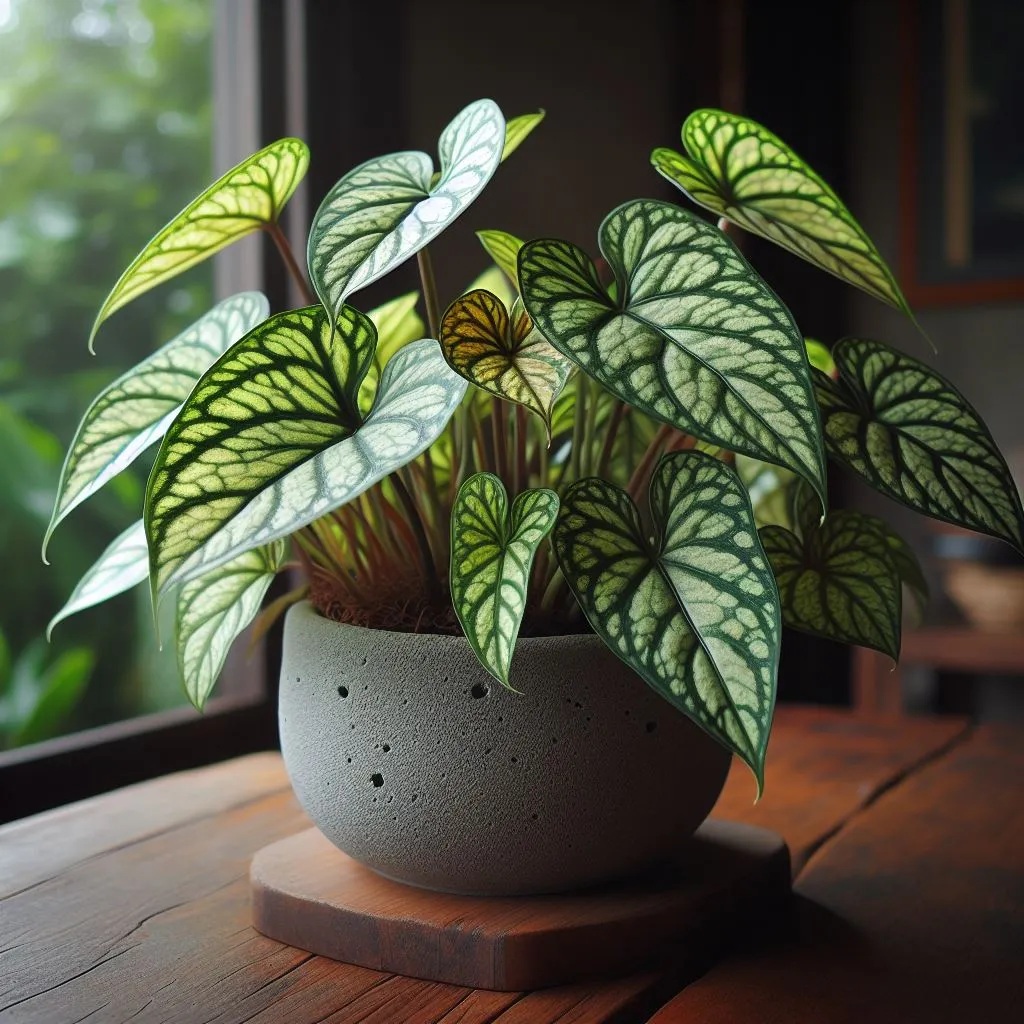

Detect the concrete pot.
[{"left": 279, "top": 601, "right": 732, "bottom": 896}]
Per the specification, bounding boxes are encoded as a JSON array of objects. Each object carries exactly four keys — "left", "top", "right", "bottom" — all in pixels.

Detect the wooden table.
[{"left": 2, "top": 707, "right": 1020, "bottom": 1023}]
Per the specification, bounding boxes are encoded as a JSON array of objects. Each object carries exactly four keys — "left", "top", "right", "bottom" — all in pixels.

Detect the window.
[{"left": 0, "top": 0, "right": 220, "bottom": 759}]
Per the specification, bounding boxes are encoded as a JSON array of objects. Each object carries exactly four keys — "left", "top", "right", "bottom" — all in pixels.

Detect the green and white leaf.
[
  {"left": 439, "top": 289, "right": 573, "bottom": 439},
  {"left": 554, "top": 451, "right": 780, "bottom": 791},
  {"left": 46, "top": 293, "right": 269, "bottom": 557},
  {"left": 450, "top": 473, "right": 558, "bottom": 687},
  {"left": 146, "top": 303, "right": 375, "bottom": 594},
  {"left": 760, "top": 511, "right": 902, "bottom": 660},
  {"left": 501, "top": 110, "right": 545, "bottom": 161},
  {"left": 308, "top": 99, "right": 504, "bottom": 320},
  {"left": 651, "top": 109, "right": 912, "bottom": 317},
  {"left": 520, "top": 198, "right": 827, "bottom": 503},
  {"left": 477, "top": 229, "right": 524, "bottom": 287},
  {"left": 872, "top": 519, "right": 929, "bottom": 623},
  {"left": 47, "top": 519, "right": 149, "bottom": 639},
  {"left": 816, "top": 338, "right": 1024, "bottom": 553},
  {"left": 89, "top": 140, "right": 307, "bottom": 348},
  {"left": 177, "top": 540, "right": 285, "bottom": 710},
  {"left": 359, "top": 291, "right": 425, "bottom": 414},
  {"left": 151, "top": 339, "right": 466, "bottom": 592}
]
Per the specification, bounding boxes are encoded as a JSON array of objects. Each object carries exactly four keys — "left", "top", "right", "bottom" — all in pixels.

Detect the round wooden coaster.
[{"left": 250, "top": 819, "right": 790, "bottom": 991}]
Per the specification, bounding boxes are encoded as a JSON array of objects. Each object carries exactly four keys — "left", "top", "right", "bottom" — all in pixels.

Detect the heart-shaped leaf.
[
  {"left": 45, "top": 293, "right": 269, "bottom": 559},
  {"left": 47, "top": 519, "right": 149, "bottom": 639},
  {"left": 520, "top": 198, "right": 827, "bottom": 504},
  {"left": 308, "top": 99, "right": 504, "bottom": 321},
  {"left": 875, "top": 521, "right": 929, "bottom": 623},
  {"left": 450, "top": 473, "right": 558, "bottom": 687},
  {"left": 501, "top": 110, "right": 545, "bottom": 161},
  {"left": 149, "top": 338, "right": 466, "bottom": 592},
  {"left": 89, "top": 140, "right": 307, "bottom": 349},
  {"left": 815, "top": 338, "right": 1024, "bottom": 553},
  {"left": 146, "top": 303, "right": 376, "bottom": 594},
  {"left": 477, "top": 229, "right": 524, "bottom": 286},
  {"left": 760, "top": 510, "right": 902, "bottom": 660},
  {"left": 553, "top": 450, "right": 780, "bottom": 791},
  {"left": 652, "top": 109, "right": 912, "bottom": 318},
  {"left": 439, "top": 289, "right": 573, "bottom": 439},
  {"left": 176, "top": 540, "right": 285, "bottom": 709}
]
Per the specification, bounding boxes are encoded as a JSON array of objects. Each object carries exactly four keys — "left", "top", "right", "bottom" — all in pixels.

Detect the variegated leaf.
[
  {"left": 146, "top": 304, "right": 376, "bottom": 594},
  {"left": 150, "top": 339, "right": 466, "bottom": 592},
  {"left": 476, "top": 229, "right": 524, "bottom": 286},
  {"left": 45, "top": 293, "right": 269, "bottom": 558},
  {"left": 89, "top": 140, "right": 307, "bottom": 349},
  {"left": 554, "top": 451, "right": 780, "bottom": 791},
  {"left": 760, "top": 510, "right": 902, "bottom": 660},
  {"left": 308, "top": 99, "right": 504, "bottom": 321},
  {"left": 177, "top": 540, "right": 285, "bottom": 709},
  {"left": 519, "top": 198, "right": 827, "bottom": 504},
  {"left": 652, "top": 109, "right": 912, "bottom": 317},
  {"left": 450, "top": 473, "right": 558, "bottom": 687},
  {"left": 47, "top": 519, "right": 149, "bottom": 639},
  {"left": 815, "top": 338, "right": 1024, "bottom": 553},
  {"left": 501, "top": 110, "right": 545, "bottom": 161},
  {"left": 439, "top": 289, "right": 573, "bottom": 439}
]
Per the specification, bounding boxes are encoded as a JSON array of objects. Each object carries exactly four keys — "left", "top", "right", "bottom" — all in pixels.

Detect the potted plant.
[{"left": 45, "top": 100, "right": 1023, "bottom": 895}]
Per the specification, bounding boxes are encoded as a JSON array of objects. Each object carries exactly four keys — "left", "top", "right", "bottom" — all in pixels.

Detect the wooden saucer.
[{"left": 250, "top": 819, "right": 790, "bottom": 991}]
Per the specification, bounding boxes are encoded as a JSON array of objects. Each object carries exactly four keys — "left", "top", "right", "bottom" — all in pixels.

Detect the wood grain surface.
[
  {"left": 250, "top": 820, "right": 789, "bottom": 990},
  {"left": 0, "top": 707, "right": 982, "bottom": 1023}
]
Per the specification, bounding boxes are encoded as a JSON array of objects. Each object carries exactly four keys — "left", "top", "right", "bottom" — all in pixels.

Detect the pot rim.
[{"left": 288, "top": 599, "right": 602, "bottom": 650}]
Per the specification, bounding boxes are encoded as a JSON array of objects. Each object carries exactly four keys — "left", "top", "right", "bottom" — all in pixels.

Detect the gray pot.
[{"left": 279, "top": 601, "right": 731, "bottom": 896}]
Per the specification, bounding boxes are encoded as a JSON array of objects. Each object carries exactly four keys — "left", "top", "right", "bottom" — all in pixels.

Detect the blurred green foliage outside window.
[{"left": 0, "top": 0, "right": 214, "bottom": 748}]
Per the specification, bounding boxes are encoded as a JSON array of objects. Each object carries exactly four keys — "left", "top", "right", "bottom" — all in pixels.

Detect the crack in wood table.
[{"left": 2, "top": 706, "right": 1020, "bottom": 1023}]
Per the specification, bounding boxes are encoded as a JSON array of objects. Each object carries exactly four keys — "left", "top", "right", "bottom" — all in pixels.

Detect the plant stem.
[
  {"left": 595, "top": 400, "right": 629, "bottom": 479},
  {"left": 491, "top": 399, "right": 508, "bottom": 482},
  {"left": 389, "top": 471, "right": 441, "bottom": 604},
  {"left": 627, "top": 423, "right": 673, "bottom": 500},
  {"left": 514, "top": 405, "right": 529, "bottom": 494},
  {"left": 265, "top": 220, "right": 315, "bottom": 305},
  {"left": 417, "top": 247, "right": 442, "bottom": 339},
  {"left": 569, "top": 375, "right": 587, "bottom": 483}
]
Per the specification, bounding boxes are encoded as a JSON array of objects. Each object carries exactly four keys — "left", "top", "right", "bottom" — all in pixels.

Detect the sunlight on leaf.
[
  {"left": 476, "top": 229, "right": 524, "bottom": 287},
  {"left": 450, "top": 473, "right": 558, "bottom": 687},
  {"left": 501, "top": 109, "right": 545, "bottom": 161},
  {"left": 90, "top": 140, "right": 307, "bottom": 349},
  {"left": 652, "top": 109, "right": 913, "bottom": 319},
  {"left": 47, "top": 519, "right": 149, "bottom": 638},
  {"left": 45, "top": 292, "right": 268, "bottom": 558}
]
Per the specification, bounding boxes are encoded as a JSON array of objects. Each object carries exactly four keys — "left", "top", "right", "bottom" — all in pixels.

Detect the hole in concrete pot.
[
  {"left": 337, "top": 685, "right": 349, "bottom": 698},
  {"left": 370, "top": 773, "right": 384, "bottom": 788},
  {"left": 471, "top": 683, "right": 488, "bottom": 699}
]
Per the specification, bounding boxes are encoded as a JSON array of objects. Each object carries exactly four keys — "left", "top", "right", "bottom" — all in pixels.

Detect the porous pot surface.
[{"left": 279, "top": 601, "right": 731, "bottom": 896}]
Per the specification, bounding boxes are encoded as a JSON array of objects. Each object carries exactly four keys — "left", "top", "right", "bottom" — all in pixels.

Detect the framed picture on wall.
[{"left": 900, "top": 0, "right": 1024, "bottom": 305}]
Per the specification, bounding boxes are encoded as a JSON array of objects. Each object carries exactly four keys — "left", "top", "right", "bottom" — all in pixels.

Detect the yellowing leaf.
[
  {"left": 439, "top": 289, "right": 573, "bottom": 439},
  {"left": 89, "top": 139, "right": 308, "bottom": 349}
]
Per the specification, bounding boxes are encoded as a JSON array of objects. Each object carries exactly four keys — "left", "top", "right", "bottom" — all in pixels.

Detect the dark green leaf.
[
  {"left": 816, "top": 338, "right": 1024, "bottom": 553},
  {"left": 760, "top": 511, "right": 902, "bottom": 660},
  {"left": 450, "top": 473, "right": 558, "bottom": 687},
  {"left": 519, "top": 199, "right": 827, "bottom": 504},
  {"left": 652, "top": 109, "right": 912, "bottom": 318},
  {"left": 554, "top": 450, "right": 780, "bottom": 791}
]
